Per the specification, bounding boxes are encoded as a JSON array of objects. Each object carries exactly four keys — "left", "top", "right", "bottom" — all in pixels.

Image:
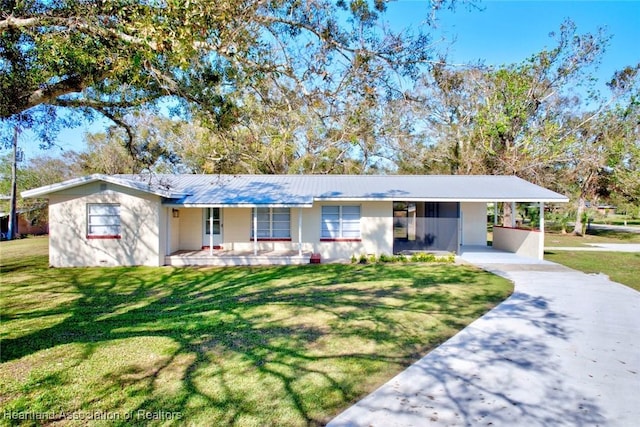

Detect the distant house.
[
  {"left": 0, "top": 207, "right": 48, "bottom": 239},
  {"left": 22, "top": 174, "right": 568, "bottom": 267}
]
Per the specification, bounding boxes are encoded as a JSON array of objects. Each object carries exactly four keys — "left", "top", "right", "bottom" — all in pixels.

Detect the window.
[
  {"left": 251, "top": 208, "right": 291, "bottom": 239},
  {"left": 87, "top": 204, "right": 121, "bottom": 238},
  {"left": 321, "top": 205, "right": 361, "bottom": 240}
]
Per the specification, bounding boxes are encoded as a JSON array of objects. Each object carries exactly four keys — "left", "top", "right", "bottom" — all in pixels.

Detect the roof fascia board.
[
  {"left": 22, "top": 174, "right": 184, "bottom": 199},
  {"left": 313, "top": 197, "right": 569, "bottom": 203},
  {"left": 164, "top": 203, "right": 314, "bottom": 208}
]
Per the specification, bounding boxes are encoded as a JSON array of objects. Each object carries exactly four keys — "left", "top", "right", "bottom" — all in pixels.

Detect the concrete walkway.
[{"left": 328, "top": 249, "right": 640, "bottom": 427}]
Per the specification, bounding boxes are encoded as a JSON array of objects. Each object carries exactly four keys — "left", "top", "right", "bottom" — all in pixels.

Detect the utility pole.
[{"left": 8, "top": 126, "right": 20, "bottom": 240}]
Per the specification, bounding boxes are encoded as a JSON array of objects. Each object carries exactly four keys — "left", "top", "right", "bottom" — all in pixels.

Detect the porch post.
[
  {"left": 538, "top": 202, "right": 545, "bottom": 260},
  {"left": 209, "top": 212, "right": 213, "bottom": 256},
  {"left": 494, "top": 202, "right": 498, "bottom": 225},
  {"left": 253, "top": 208, "right": 258, "bottom": 256},
  {"left": 511, "top": 202, "right": 517, "bottom": 228},
  {"left": 298, "top": 208, "right": 303, "bottom": 257},
  {"left": 166, "top": 207, "right": 171, "bottom": 257}
]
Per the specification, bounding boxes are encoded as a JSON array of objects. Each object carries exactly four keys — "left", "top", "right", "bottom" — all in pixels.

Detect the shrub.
[
  {"left": 378, "top": 253, "right": 393, "bottom": 263},
  {"left": 410, "top": 252, "right": 436, "bottom": 263}
]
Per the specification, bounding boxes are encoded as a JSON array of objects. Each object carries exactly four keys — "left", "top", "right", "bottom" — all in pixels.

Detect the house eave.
[
  {"left": 21, "top": 174, "right": 186, "bottom": 199},
  {"left": 313, "top": 197, "right": 570, "bottom": 203},
  {"left": 163, "top": 202, "right": 314, "bottom": 208}
]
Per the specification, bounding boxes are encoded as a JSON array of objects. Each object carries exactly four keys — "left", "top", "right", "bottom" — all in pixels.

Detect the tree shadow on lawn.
[
  {"left": 330, "top": 290, "right": 608, "bottom": 427},
  {"left": 0, "top": 263, "right": 508, "bottom": 426}
]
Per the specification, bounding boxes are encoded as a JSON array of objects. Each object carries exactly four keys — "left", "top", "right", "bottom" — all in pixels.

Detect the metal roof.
[
  {"left": 22, "top": 174, "right": 569, "bottom": 205},
  {"left": 21, "top": 174, "right": 188, "bottom": 199}
]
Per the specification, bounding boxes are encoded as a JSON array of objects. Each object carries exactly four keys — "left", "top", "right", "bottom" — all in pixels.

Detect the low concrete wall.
[{"left": 493, "top": 226, "right": 542, "bottom": 260}]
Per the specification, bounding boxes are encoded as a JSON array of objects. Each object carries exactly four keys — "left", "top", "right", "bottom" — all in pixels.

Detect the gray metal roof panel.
[
  {"left": 139, "top": 174, "right": 568, "bottom": 204},
  {"left": 24, "top": 174, "right": 568, "bottom": 204}
]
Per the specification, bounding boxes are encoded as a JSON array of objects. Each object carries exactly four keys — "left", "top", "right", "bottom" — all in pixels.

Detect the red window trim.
[
  {"left": 254, "top": 238, "right": 292, "bottom": 242},
  {"left": 87, "top": 235, "right": 121, "bottom": 240},
  {"left": 320, "top": 238, "right": 362, "bottom": 242},
  {"left": 493, "top": 225, "right": 540, "bottom": 233}
]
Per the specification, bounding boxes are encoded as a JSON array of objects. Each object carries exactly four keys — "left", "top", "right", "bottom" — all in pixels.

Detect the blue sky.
[
  {"left": 7, "top": 0, "right": 640, "bottom": 161},
  {"left": 386, "top": 0, "right": 639, "bottom": 86}
]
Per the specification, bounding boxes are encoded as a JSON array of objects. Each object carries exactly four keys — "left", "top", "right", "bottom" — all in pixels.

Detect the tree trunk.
[
  {"left": 502, "top": 202, "right": 513, "bottom": 227},
  {"left": 573, "top": 197, "right": 587, "bottom": 236}
]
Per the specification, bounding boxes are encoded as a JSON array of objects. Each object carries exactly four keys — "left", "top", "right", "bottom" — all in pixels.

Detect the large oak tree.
[{"left": 1, "top": 0, "right": 461, "bottom": 150}]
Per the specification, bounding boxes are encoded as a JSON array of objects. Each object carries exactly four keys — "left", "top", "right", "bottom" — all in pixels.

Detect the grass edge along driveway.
[
  {"left": 0, "top": 238, "right": 512, "bottom": 426},
  {"left": 545, "top": 250, "right": 640, "bottom": 292}
]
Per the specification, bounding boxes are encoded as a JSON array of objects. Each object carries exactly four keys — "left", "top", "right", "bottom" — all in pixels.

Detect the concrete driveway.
[{"left": 328, "top": 249, "right": 640, "bottom": 427}]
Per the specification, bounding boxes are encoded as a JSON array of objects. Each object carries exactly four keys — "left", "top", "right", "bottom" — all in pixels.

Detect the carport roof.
[{"left": 22, "top": 174, "right": 569, "bottom": 206}]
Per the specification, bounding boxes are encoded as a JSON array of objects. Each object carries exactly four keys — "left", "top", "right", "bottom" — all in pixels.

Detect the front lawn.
[
  {"left": 0, "top": 238, "right": 512, "bottom": 426},
  {"left": 545, "top": 250, "right": 640, "bottom": 292},
  {"left": 544, "top": 228, "right": 640, "bottom": 247}
]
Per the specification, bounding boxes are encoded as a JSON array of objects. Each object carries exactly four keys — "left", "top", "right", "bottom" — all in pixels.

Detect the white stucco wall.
[
  {"left": 185, "top": 202, "right": 393, "bottom": 260},
  {"left": 493, "top": 226, "right": 542, "bottom": 259},
  {"left": 169, "top": 209, "right": 180, "bottom": 254},
  {"left": 308, "top": 201, "right": 393, "bottom": 262},
  {"left": 177, "top": 208, "right": 202, "bottom": 250},
  {"left": 223, "top": 207, "right": 251, "bottom": 245},
  {"left": 461, "top": 202, "right": 488, "bottom": 246},
  {"left": 48, "top": 182, "right": 163, "bottom": 267}
]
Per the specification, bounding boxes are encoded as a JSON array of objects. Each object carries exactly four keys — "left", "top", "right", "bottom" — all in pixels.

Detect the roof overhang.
[
  {"left": 21, "top": 174, "right": 188, "bottom": 199},
  {"left": 313, "top": 197, "right": 569, "bottom": 203},
  {"left": 163, "top": 203, "right": 314, "bottom": 208}
]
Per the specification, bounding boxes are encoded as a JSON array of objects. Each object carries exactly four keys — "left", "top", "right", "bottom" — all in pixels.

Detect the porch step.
[{"left": 165, "top": 254, "right": 311, "bottom": 267}]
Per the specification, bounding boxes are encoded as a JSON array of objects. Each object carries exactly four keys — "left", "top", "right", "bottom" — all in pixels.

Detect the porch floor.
[{"left": 165, "top": 248, "right": 313, "bottom": 267}]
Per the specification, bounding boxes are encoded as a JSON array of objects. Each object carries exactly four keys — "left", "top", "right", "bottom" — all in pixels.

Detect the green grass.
[
  {"left": 545, "top": 251, "right": 640, "bottom": 292},
  {"left": 0, "top": 238, "right": 512, "bottom": 426},
  {"left": 544, "top": 229, "right": 640, "bottom": 247},
  {"left": 592, "top": 215, "right": 640, "bottom": 226}
]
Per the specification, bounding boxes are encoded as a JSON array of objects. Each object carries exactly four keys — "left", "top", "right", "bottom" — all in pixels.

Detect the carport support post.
[
  {"left": 298, "top": 208, "right": 303, "bottom": 257},
  {"left": 209, "top": 213, "right": 213, "bottom": 256},
  {"left": 538, "top": 202, "right": 545, "bottom": 260},
  {"left": 253, "top": 208, "right": 258, "bottom": 256}
]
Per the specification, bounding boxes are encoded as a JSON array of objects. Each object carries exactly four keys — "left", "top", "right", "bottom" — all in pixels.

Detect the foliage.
[
  {"left": 395, "top": 20, "right": 639, "bottom": 231},
  {"left": 0, "top": 237, "right": 511, "bottom": 426},
  {"left": 352, "top": 252, "right": 453, "bottom": 264},
  {"left": 1, "top": 0, "right": 463, "bottom": 157},
  {"left": 0, "top": 152, "right": 81, "bottom": 225}
]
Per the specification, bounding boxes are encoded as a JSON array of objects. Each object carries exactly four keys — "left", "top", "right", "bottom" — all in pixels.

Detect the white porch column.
[
  {"left": 298, "top": 208, "right": 303, "bottom": 257},
  {"left": 511, "top": 202, "right": 517, "bottom": 228},
  {"left": 538, "top": 202, "right": 545, "bottom": 260},
  {"left": 494, "top": 202, "right": 498, "bottom": 225},
  {"left": 166, "top": 208, "right": 171, "bottom": 257},
  {"left": 253, "top": 208, "right": 258, "bottom": 256},
  {"left": 209, "top": 212, "right": 213, "bottom": 256}
]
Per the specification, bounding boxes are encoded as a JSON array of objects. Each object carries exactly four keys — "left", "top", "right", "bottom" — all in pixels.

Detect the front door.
[{"left": 203, "top": 208, "right": 222, "bottom": 247}]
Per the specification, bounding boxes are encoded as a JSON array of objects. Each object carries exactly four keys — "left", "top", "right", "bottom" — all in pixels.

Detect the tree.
[
  {"left": 398, "top": 20, "right": 619, "bottom": 227},
  {"left": 0, "top": 152, "right": 81, "bottom": 234},
  {"left": 1, "top": 0, "right": 464, "bottom": 154},
  {"left": 562, "top": 64, "right": 640, "bottom": 234}
]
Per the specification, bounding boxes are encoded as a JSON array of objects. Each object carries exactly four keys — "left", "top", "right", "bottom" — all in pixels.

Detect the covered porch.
[{"left": 165, "top": 248, "right": 313, "bottom": 267}]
